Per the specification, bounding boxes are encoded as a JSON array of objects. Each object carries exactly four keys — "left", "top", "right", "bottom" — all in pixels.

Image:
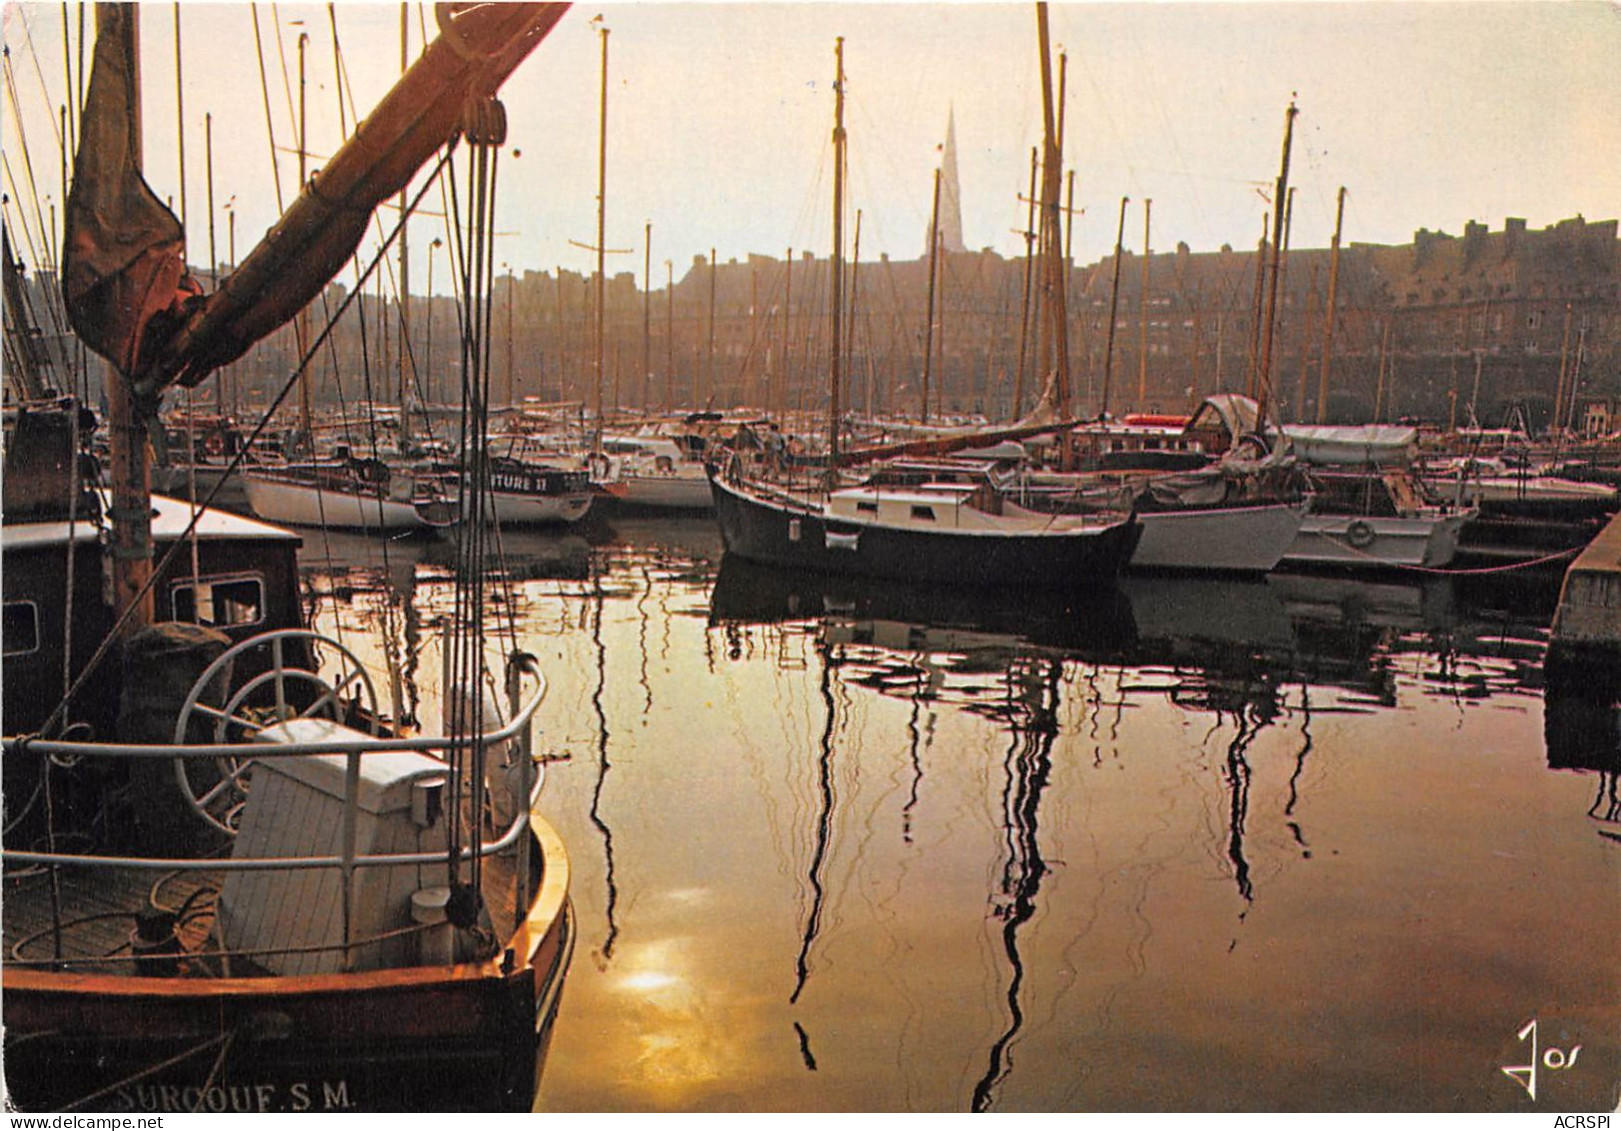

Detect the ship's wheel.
[{"left": 172, "top": 630, "right": 381, "bottom": 836}]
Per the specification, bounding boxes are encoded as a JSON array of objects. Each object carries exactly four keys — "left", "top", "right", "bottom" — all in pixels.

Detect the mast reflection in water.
[{"left": 304, "top": 520, "right": 1617, "bottom": 1111}]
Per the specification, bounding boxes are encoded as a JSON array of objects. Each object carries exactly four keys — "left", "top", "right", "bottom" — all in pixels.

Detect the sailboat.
[
  {"left": 2, "top": 4, "right": 575, "bottom": 1111},
  {"left": 710, "top": 36, "right": 1139, "bottom": 589},
  {"left": 241, "top": 450, "right": 459, "bottom": 532}
]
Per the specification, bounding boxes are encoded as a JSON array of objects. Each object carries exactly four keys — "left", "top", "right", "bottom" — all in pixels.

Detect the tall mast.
[
  {"left": 100, "top": 5, "right": 153, "bottom": 628},
  {"left": 827, "top": 37, "right": 846, "bottom": 469},
  {"left": 1137, "top": 198, "right": 1151, "bottom": 407},
  {"left": 780, "top": 247, "right": 792, "bottom": 422},
  {"left": 1035, "top": 2, "right": 1070, "bottom": 415},
  {"left": 1013, "top": 146, "right": 1037, "bottom": 421},
  {"left": 1552, "top": 301, "right": 1575, "bottom": 435},
  {"left": 1316, "top": 185, "right": 1345, "bottom": 424},
  {"left": 173, "top": 4, "right": 185, "bottom": 233},
  {"left": 295, "top": 30, "right": 312, "bottom": 443},
  {"left": 1100, "top": 195, "right": 1128, "bottom": 418},
  {"left": 397, "top": 3, "right": 411, "bottom": 440},
  {"left": 1246, "top": 213, "right": 1268, "bottom": 399},
  {"left": 665, "top": 259, "right": 674, "bottom": 413},
  {"left": 1255, "top": 100, "right": 1297, "bottom": 426},
  {"left": 921, "top": 166, "right": 941, "bottom": 424},
  {"left": 593, "top": 20, "right": 608, "bottom": 443},
  {"left": 642, "top": 221, "right": 651, "bottom": 410},
  {"left": 706, "top": 247, "right": 716, "bottom": 408},
  {"left": 849, "top": 210, "right": 864, "bottom": 419}
]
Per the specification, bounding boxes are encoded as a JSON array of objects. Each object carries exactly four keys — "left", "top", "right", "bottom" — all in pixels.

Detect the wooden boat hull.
[
  {"left": 1131, "top": 501, "right": 1308, "bottom": 573},
  {"left": 1283, "top": 512, "right": 1471, "bottom": 569},
  {"left": 1, "top": 819, "right": 574, "bottom": 1114},
  {"left": 242, "top": 475, "right": 426, "bottom": 532},
  {"left": 711, "top": 474, "right": 1139, "bottom": 589}
]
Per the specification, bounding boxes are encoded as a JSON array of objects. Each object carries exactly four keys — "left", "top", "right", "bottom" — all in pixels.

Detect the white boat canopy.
[{"left": 1281, "top": 424, "right": 1420, "bottom": 467}]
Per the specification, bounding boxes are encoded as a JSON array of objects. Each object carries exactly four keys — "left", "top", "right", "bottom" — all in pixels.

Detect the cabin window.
[
  {"left": 910, "top": 505, "right": 936, "bottom": 522},
  {"left": 856, "top": 501, "right": 878, "bottom": 514},
  {"left": 3, "top": 601, "right": 40, "bottom": 656},
  {"left": 172, "top": 574, "right": 266, "bottom": 630}
]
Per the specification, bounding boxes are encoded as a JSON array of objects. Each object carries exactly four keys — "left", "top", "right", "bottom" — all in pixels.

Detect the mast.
[
  {"left": 1552, "top": 301, "right": 1574, "bottom": 435},
  {"left": 172, "top": 4, "right": 185, "bottom": 233},
  {"left": 593, "top": 20, "right": 608, "bottom": 444},
  {"left": 849, "top": 210, "right": 864, "bottom": 419},
  {"left": 1013, "top": 146, "right": 1037, "bottom": 421},
  {"left": 99, "top": 4, "right": 153, "bottom": 629},
  {"left": 1255, "top": 101, "right": 1298, "bottom": 426},
  {"left": 1100, "top": 196, "right": 1128, "bottom": 418},
  {"left": 1034, "top": 2, "right": 1070, "bottom": 415},
  {"left": 397, "top": 3, "right": 411, "bottom": 443},
  {"left": 827, "top": 37, "right": 846, "bottom": 469},
  {"left": 780, "top": 247, "right": 792, "bottom": 422},
  {"left": 1246, "top": 213, "right": 1268, "bottom": 399},
  {"left": 1137, "top": 198, "right": 1150, "bottom": 407},
  {"left": 1315, "top": 185, "right": 1345, "bottom": 424},
  {"left": 295, "top": 30, "right": 312, "bottom": 444},
  {"left": 922, "top": 166, "right": 941, "bottom": 424},
  {"left": 706, "top": 247, "right": 716, "bottom": 409},
  {"left": 665, "top": 259, "right": 674, "bottom": 413},
  {"left": 642, "top": 221, "right": 651, "bottom": 410}
]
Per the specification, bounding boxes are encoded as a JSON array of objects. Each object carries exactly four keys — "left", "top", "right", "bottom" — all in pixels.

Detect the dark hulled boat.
[{"left": 711, "top": 457, "right": 1140, "bottom": 589}]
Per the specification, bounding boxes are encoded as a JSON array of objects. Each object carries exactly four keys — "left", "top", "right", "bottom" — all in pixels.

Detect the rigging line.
[
  {"left": 0, "top": 157, "right": 53, "bottom": 316},
  {"left": 269, "top": 4, "right": 300, "bottom": 166},
  {"left": 31, "top": 151, "right": 453, "bottom": 742},
  {"left": 2, "top": 53, "right": 60, "bottom": 291},
  {"left": 326, "top": 3, "right": 348, "bottom": 140},
  {"left": 11, "top": 8, "right": 65, "bottom": 155},
  {"left": 249, "top": 3, "right": 287, "bottom": 213},
  {"left": 59, "top": 2, "right": 75, "bottom": 159}
]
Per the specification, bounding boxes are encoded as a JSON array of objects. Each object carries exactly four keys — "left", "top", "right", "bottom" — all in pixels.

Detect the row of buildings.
[{"left": 11, "top": 213, "right": 1618, "bottom": 435}]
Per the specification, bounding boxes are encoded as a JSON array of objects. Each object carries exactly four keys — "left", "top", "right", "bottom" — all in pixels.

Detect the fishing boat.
[{"left": 2, "top": 2, "right": 576, "bottom": 1112}]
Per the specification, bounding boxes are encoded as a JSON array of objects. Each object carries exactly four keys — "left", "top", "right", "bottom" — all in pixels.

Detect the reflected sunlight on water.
[{"left": 302, "top": 518, "right": 1619, "bottom": 1112}]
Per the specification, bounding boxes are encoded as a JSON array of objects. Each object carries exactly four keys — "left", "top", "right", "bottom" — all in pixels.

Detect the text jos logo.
[{"left": 1501, "top": 1018, "right": 1581, "bottom": 1102}]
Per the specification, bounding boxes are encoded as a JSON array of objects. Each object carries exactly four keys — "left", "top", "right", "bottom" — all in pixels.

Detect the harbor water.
[{"left": 303, "top": 517, "right": 1619, "bottom": 1112}]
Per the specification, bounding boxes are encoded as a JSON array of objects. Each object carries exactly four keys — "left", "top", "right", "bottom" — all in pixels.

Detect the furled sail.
[
  {"left": 61, "top": 3, "right": 202, "bottom": 378},
  {"left": 63, "top": 2, "right": 568, "bottom": 392}
]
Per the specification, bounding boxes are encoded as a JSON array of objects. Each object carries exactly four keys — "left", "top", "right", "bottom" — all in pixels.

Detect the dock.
[{"left": 1549, "top": 509, "right": 1621, "bottom": 669}]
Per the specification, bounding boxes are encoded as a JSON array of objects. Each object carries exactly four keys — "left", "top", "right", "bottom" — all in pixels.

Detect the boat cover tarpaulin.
[
  {"left": 62, "top": 3, "right": 203, "bottom": 378},
  {"left": 1282, "top": 425, "right": 1419, "bottom": 467}
]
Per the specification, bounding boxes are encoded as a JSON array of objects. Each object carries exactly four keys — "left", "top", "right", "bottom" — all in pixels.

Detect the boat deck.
[{"left": 3, "top": 851, "right": 519, "bottom": 977}]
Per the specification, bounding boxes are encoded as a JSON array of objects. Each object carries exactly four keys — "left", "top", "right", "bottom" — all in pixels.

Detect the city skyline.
[{"left": 3, "top": 2, "right": 1618, "bottom": 296}]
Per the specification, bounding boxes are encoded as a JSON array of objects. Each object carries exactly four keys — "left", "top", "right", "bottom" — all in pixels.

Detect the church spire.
[{"left": 934, "top": 106, "right": 967, "bottom": 255}]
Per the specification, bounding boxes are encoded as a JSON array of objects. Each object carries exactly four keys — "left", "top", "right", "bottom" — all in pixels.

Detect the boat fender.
[{"left": 1346, "top": 520, "right": 1376, "bottom": 549}]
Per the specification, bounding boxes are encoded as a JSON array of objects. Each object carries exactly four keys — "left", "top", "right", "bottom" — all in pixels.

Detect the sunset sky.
[{"left": 4, "top": 2, "right": 1618, "bottom": 291}]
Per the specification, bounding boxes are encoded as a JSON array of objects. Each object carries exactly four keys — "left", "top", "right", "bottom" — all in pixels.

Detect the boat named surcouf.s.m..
[{"left": 3, "top": 2, "right": 578, "bottom": 1113}]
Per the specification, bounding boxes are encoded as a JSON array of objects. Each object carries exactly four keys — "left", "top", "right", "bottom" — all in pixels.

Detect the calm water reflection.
[{"left": 302, "top": 517, "right": 1618, "bottom": 1112}]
